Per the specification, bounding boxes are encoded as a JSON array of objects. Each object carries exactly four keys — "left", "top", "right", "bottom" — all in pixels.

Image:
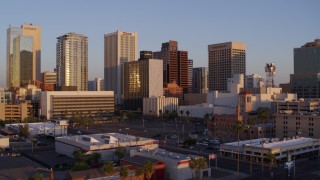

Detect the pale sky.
[{"left": 0, "top": 0, "right": 319, "bottom": 87}]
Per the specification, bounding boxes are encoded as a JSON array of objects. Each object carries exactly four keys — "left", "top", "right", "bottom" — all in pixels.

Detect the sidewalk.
[{"left": 207, "top": 167, "right": 250, "bottom": 180}]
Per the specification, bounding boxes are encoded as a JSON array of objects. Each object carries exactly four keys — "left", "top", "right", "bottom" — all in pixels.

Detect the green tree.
[
  {"left": 89, "top": 153, "right": 101, "bottom": 165},
  {"left": 135, "top": 167, "right": 144, "bottom": 180},
  {"left": 234, "top": 120, "right": 244, "bottom": 177},
  {"left": 31, "top": 173, "right": 44, "bottom": 180},
  {"left": 119, "top": 166, "right": 129, "bottom": 180},
  {"left": 102, "top": 161, "right": 115, "bottom": 178},
  {"left": 143, "top": 160, "right": 154, "bottom": 180},
  {"left": 183, "top": 137, "right": 197, "bottom": 146},
  {"left": 115, "top": 147, "right": 126, "bottom": 162},
  {"left": 19, "top": 124, "right": 30, "bottom": 139},
  {"left": 189, "top": 158, "right": 197, "bottom": 179}
]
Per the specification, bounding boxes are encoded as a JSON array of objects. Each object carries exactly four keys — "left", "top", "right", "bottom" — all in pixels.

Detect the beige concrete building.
[
  {"left": 40, "top": 91, "right": 114, "bottom": 119},
  {"left": 143, "top": 96, "right": 178, "bottom": 116},
  {"left": 208, "top": 42, "right": 246, "bottom": 92},
  {"left": 123, "top": 59, "right": 163, "bottom": 110},
  {"left": 21, "top": 24, "right": 41, "bottom": 81},
  {"left": 0, "top": 101, "right": 32, "bottom": 121},
  {"left": 274, "top": 111, "right": 320, "bottom": 139},
  {"left": 41, "top": 71, "right": 57, "bottom": 91},
  {"left": 104, "top": 31, "right": 138, "bottom": 105}
]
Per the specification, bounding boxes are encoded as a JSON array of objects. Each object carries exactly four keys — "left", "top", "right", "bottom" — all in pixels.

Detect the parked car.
[
  {"left": 37, "top": 142, "right": 48, "bottom": 147},
  {"left": 171, "top": 135, "right": 177, "bottom": 139}
]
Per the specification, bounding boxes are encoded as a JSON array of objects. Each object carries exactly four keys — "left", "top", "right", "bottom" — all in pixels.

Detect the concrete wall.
[{"left": 0, "top": 136, "right": 9, "bottom": 148}]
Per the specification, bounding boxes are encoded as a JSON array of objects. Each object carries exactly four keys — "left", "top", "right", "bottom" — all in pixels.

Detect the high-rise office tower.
[
  {"left": 139, "top": 51, "right": 153, "bottom": 60},
  {"left": 21, "top": 24, "right": 41, "bottom": 81},
  {"left": 188, "top": 59, "right": 193, "bottom": 93},
  {"left": 123, "top": 58, "right": 163, "bottom": 110},
  {"left": 291, "top": 39, "right": 320, "bottom": 98},
  {"left": 104, "top": 31, "right": 138, "bottom": 105},
  {"left": 208, "top": 42, "right": 246, "bottom": 92},
  {"left": 6, "top": 24, "right": 41, "bottom": 88},
  {"left": 192, "top": 67, "right": 208, "bottom": 94},
  {"left": 153, "top": 40, "right": 189, "bottom": 94},
  {"left": 14, "top": 36, "right": 33, "bottom": 87},
  {"left": 56, "top": 33, "right": 88, "bottom": 91}
]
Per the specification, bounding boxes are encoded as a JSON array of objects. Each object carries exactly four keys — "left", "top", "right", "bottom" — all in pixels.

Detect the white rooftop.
[
  {"left": 137, "top": 147, "right": 199, "bottom": 161},
  {"left": 224, "top": 137, "right": 320, "bottom": 149},
  {"left": 57, "top": 133, "right": 151, "bottom": 146}
]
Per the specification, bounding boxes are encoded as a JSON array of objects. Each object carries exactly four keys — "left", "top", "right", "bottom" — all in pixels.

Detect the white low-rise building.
[
  {"left": 131, "top": 147, "right": 211, "bottom": 180},
  {"left": 0, "top": 135, "right": 9, "bottom": 148},
  {"left": 55, "top": 133, "right": 159, "bottom": 161},
  {"left": 178, "top": 103, "right": 214, "bottom": 118},
  {"left": 143, "top": 96, "right": 178, "bottom": 116},
  {"left": 220, "top": 137, "right": 320, "bottom": 161},
  {"left": 5, "top": 121, "right": 68, "bottom": 137}
]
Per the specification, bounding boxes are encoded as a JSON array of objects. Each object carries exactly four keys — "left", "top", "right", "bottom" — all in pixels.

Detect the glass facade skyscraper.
[
  {"left": 291, "top": 39, "right": 320, "bottom": 98},
  {"left": 6, "top": 24, "right": 41, "bottom": 88}
]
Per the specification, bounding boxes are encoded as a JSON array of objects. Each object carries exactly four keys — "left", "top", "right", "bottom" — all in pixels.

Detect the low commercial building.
[
  {"left": 5, "top": 121, "right": 68, "bottom": 137},
  {"left": 40, "top": 91, "right": 114, "bottom": 119},
  {"left": 0, "top": 101, "right": 32, "bottom": 121},
  {"left": 178, "top": 103, "right": 214, "bottom": 118},
  {"left": 130, "top": 148, "right": 211, "bottom": 180},
  {"left": 55, "top": 133, "right": 159, "bottom": 161},
  {"left": 220, "top": 137, "right": 320, "bottom": 161},
  {"left": 121, "top": 155, "right": 165, "bottom": 180},
  {"left": 0, "top": 135, "right": 9, "bottom": 148},
  {"left": 143, "top": 96, "right": 178, "bottom": 116}
]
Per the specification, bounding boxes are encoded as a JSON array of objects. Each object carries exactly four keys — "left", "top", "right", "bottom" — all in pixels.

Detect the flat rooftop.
[
  {"left": 56, "top": 133, "right": 153, "bottom": 146},
  {"left": 223, "top": 137, "right": 320, "bottom": 149},
  {"left": 137, "top": 147, "right": 199, "bottom": 161}
]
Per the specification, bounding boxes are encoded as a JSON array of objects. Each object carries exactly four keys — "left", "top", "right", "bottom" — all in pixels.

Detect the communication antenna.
[{"left": 265, "top": 62, "right": 276, "bottom": 87}]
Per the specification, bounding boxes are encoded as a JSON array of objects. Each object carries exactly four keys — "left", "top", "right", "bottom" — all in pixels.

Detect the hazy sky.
[{"left": 0, "top": 0, "right": 319, "bottom": 87}]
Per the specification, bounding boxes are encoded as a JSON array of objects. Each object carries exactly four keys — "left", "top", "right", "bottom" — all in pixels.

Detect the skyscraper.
[
  {"left": 21, "top": 24, "right": 41, "bottom": 81},
  {"left": 123, "top": 58, "right": 163, "bottom": 110},
  {"left": 188, "top": 59, "right": 193, "bottom": 93},
  {"left": 14, "top": 36, "right": 33, "bottom": 87},
  {"left": 291, "top": 39, "right": 320, "bottom": 98},
  {"left": 104, "top": 31, "right": 138, "bottom": 105},
  {"left": 153, "top": 40, "right": 189, "bottom": 94},
  {"left": 56, "top": 33, "right": 88, "bottom": 91},
  {"left": 192, "top": 67, "right": 208, "bottom": 94},
  {"left": 208, "top": 42, "right": 246, "bottom": 92},
  {"left": 6, "top": 24, "right": 41, "bottom": 88}
]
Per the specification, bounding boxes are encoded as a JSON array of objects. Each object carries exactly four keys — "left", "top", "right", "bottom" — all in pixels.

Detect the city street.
[{"left": 68, "top": 119, "right": 320, "bottom": 179}]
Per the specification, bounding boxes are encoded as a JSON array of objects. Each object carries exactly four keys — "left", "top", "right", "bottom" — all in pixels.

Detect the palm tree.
[
  {"left": 143, "top": 160, "right": 154, "bottom": 180},
  {"left": 186, "top": 110, "right": 190, "bottom": 134},
  {"left": 119, "top": 166, "right": 129, "bottom": 180},
  {"left": 135, "top": 136, "right": 141, "bottom": 150},
  {"left": 180, "top": 110, "right": 184, "bottom": 118},
  {"left": 189, "top": 158, "right": 197, "bottom": 179},
  {"left": 102, "top": 161, "right": 115, "bottom": 179},
  {"left": 258, "top": 108, "right": 268, "bottom": 177},
  {"left": 247, "top": 117, "right": 256, "bottom": 175},
  {"left": 165, "top": 110, "right": 170, "bottom": 121},
  {"left": 73, "top": 150, "right": 84, "bottom": 163},
  {"left": 234, "top": 120, "right": 244, "bottom": 177},
  {"left": 196, "top": 157, "right": 208, "bottom": 180},
  {"left": 267, "top": 152, "right": 277, "bottom": 178},
  {"left": 135, "top": 167, "right": 144, "bottom": 180}
]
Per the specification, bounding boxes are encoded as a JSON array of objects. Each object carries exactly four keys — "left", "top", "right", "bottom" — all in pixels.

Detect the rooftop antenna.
[{"left": 265, "top": 62, "right": 276, "bottom": 87}]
